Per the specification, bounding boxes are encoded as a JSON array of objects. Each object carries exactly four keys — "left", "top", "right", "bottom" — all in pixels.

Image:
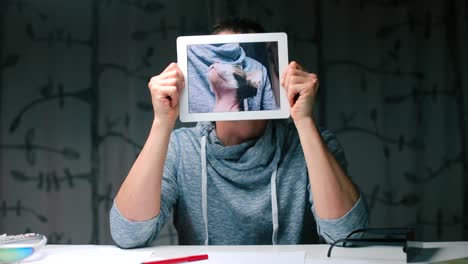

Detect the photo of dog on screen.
[{"left": 187, "top": 42, "right": 280, "bottom": 113}]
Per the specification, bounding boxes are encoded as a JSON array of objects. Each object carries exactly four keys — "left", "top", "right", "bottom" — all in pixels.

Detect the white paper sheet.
[
  {"left": 209, "top": 251, "right": 305, "bottom": 264},
  {"left": 146, "top": 251, "right": 305, "bottom": 264},
  {"left": 23, "top": 245, "right": 153, "bottom": 264},
  {"left": 305, "top": 258, "right": 401, "bottom": 264}
]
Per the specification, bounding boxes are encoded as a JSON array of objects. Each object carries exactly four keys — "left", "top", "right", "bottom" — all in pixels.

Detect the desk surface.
[{"left": 23, "top": 242, "right": 468, "bottom": 264}]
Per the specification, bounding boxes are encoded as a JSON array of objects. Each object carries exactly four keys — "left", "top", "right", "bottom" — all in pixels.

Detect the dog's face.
[{"left": 208, "top": 63, "right": 262, "bottom": 101}]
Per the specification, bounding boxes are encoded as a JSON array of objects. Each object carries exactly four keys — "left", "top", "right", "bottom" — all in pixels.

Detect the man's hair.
[{"left": 211, "top": 17, "right": 265, "bottom": 34}]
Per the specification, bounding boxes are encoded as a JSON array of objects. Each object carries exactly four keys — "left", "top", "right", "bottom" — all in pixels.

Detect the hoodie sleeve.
[
  {"left": 308, "top": 128, "right": 368, "bottom": 244},
  {"left": 110, "top": 132, "right": 180, "bottom": 248}
]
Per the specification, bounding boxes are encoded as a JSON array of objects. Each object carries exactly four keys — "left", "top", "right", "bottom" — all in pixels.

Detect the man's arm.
[
  {"left": 111, "top": 63, "right": 184, "bottom": 247},
  {"left": 110, "top": 130, "right": 180, "bottom": 248},
  {"left": 281, "top": 62, "right": 367, "bottom": 239},
  {"left": 296, "top": 118, "right": 359, "bottom": 218},
  {"left": 115, "top": 120, "right": 173, "bottom": 221}
]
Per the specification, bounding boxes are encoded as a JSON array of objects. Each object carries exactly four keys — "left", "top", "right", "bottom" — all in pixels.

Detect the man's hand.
[
  {"left": 148, "top": 62, "right": 185, "bottom": 128},
  {"left": 281, "top": 61, "right": 319, "bottom": 124}
]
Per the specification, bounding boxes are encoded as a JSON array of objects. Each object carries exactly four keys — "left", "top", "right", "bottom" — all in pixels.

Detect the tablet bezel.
[{"left": 177, "top": 32, "right": 290, "bottom": 122}]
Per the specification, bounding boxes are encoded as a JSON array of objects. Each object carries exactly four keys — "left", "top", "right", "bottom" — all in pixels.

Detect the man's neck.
[{"left": 215, "top": 120, "right": 267, "bottom": 146}]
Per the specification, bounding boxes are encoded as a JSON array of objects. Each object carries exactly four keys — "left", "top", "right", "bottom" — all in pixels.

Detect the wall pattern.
[{"left": 1, "top": 0, "right": 467, "bottom": 245}]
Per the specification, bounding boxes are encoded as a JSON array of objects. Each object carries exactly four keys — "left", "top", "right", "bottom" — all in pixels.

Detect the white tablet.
[{"left": 177, "top": 32, "right": 290, "bottom": 122}]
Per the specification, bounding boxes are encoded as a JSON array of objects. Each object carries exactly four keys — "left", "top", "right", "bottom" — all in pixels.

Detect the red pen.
[{"left": 141, "top": 254, "right": 209, "bottom": 264}]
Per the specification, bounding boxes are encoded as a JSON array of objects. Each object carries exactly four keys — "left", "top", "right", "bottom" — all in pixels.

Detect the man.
[{"left": 110, "top": 18, "right": 368, "bottom": 247}]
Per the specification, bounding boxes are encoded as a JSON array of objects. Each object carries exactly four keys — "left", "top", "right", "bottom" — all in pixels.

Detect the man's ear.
[{"left": 246, "top": 69, "right": 263, "bottom": 89}]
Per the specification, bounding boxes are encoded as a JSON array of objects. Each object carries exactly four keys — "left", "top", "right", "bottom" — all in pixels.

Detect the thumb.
[
  {"left": 170, "top": 90, "right": 179, "bottom": 108},
  {"left": 290, "top": 61, "right": 304, "bottom": 71}
]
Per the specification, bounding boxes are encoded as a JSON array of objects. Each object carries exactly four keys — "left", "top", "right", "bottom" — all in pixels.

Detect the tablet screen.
[
  {"left": 187, "top": 41, "right": 280, "bottom": 113},
  {"left": 178, "top": 33, "right": 289, "bottom": 122}
]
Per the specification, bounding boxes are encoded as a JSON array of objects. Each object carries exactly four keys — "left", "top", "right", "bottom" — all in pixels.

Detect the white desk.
[{"left": 22, "top": 242, "right": 468, "bottom": 264}]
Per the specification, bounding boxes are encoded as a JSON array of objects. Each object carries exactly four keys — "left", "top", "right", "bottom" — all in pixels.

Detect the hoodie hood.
[
  {"left": 197, "top": 121, "right": 286, "bottom": 185},
  {"left": 197, "top": 120, "right": 288, "bottom": 245}
]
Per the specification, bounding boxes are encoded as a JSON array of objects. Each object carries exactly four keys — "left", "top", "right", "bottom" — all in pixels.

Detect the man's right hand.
[{"left": 148, "top": 62, "right": 185, "bottom": 128}]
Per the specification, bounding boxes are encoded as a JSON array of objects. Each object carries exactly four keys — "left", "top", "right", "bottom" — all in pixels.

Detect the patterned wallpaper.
[{"left": 1, "top": 0, "right": 467, "bottom": 245}]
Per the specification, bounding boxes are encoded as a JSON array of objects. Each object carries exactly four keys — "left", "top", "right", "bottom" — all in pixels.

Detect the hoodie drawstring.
[
  {"left": 200, "top": 135, "right": 279, "bottom": 245},
  {"left": 271, "top": 166, "right": 279, "bottom": 245},
  {"left": 201, "top": 135, "right": 209, "bottom": 245}
]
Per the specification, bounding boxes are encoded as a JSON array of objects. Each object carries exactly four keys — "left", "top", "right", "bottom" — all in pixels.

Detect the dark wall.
[{"left": 1, "top": 0, "right": 467, "bottom": 244}]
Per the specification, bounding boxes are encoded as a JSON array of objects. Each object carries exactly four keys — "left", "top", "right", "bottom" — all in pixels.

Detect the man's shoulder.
[
  {"left": 172, "top": 125, "right": 198, "bottom": 138},
  {"left": 166, "top": 125, "right": 200, "bottom": 155},
  {"left": 283, "top": 121, "right": 342, "bottom": 151},
  {"left": 317, "top": 127, "right": 342, "bottom": 149}
]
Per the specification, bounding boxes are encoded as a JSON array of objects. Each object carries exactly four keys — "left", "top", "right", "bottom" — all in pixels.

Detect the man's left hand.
[{"left": 281, "top": 61, "right": 319, "bottom": 124}]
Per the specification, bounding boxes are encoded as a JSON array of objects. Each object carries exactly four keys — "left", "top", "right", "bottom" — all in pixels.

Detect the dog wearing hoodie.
[{"left": 207, "top": 62, "right": 263, "bottom": 112}]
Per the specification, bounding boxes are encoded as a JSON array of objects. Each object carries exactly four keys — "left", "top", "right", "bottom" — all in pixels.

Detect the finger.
[
  {"left": 287, "top": 75, "right": 309, "bottom": 87},
  {"left": 159, "top": 86, "right": 179, "bottom": 107},
  {"left": 282, "top": 65, "right": 307, "bottom": 89},
  {"left": 288, "top": 74, "right": 319, "bottom": 94},
  {"left": 311, "top": 75, "right": 319, "bottom": 91},
  {"left": 281, "top": 66, "right": 288, "bottom": 87},
  {"left": 283, "top": 61, "right": 304, "bottom": 83},
  {"left": 156, "top": 77, "right": 179, "bottom": 86},
  {"left": 288, "top": 69, "right": 311, "bottom": 82},
  {"left": 177, "top": 73, "right": 185, "bottom": 92},
  {"left": 171, "top": 63, "right": 186, "bottom": 90},
  {"left": 284, "top": 68, "right": 302, "bottom": 96},
  {"left": 315, "top": 78, "right": 319, "bottom": 90},
  {"left": 282, "top": 66, "right": 294, "bottom": 92},
  {"left": 289, "top": 80, "right": 319, "bottom": 101},
  {"left": 287, "top": 85, "right": 298, "bottom": 107},
  {"left": 158, "top": 69, "right": 185, "bottom": 91},
  {"left": 289, "top": 61, "right": 304, "bottom": 71},
  {"left": 161, "top": 62, "right": 178, "bottom": 74},
  {"left": 170, "top": 90, "right": 179, "bottom": 108},
  {"left": 157, "top": 69, "right": 179, "bottom": 80},
  {"left": 281, "top": 62, "right": 296, "bottom": 87},
  {"left": 172, "top": 63, "right": 184, "bottom": 79}
]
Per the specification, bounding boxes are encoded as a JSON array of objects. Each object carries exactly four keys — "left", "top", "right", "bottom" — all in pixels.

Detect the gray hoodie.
[{"left": 110, "top": 120, "right": 368, "bottom": 248}]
